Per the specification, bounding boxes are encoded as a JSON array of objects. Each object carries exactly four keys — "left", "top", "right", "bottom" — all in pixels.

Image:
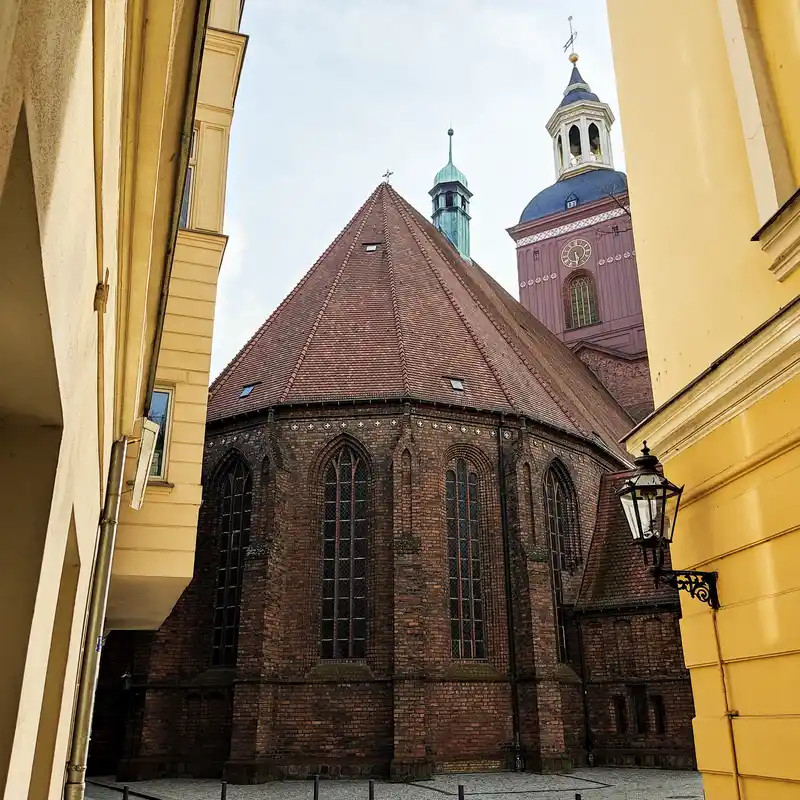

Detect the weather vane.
[
  {"left": 382, "top": 170, "right": 394, "bottom": 184},
  {"left": 563, "top": 15, "right": 577, "bottom": 54}
]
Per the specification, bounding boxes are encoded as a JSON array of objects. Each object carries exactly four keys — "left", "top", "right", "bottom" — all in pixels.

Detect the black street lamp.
[{"left": 618, "top": 442, "right": 719, "bottom": 609}]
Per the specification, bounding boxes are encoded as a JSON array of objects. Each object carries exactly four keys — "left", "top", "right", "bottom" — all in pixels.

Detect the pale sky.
[{"left": 211, "top": 0, "right": 625, "bottom": 378}]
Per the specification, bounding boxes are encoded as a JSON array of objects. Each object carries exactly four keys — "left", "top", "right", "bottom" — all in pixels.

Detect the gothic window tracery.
[
  {"left": 320, "top": 445, "right": 368, "bottom": 659},
  {"left": 544, "top": 460, "right": 581, "bottom": 662},
  {"left": 212, "top": 458, "right": 252, "bottom": 667},
  {"left": 446, "top": 459, "right": 485, "bottom": 659},
  {"left": 567, "top": 273, "right": 599, "bottom": 329}
]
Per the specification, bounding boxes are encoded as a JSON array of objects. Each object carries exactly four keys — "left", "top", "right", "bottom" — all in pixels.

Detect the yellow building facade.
[
  {"left": 0, "top": 0, "right": 245, "bottom": 798},
  {"left": 606, "top": 1, "right": 800, "bottom": 798}
]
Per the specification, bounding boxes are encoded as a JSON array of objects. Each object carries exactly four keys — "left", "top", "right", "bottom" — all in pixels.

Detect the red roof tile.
[{"left": 208, "top": 183, "right": 633, "bottom": 457}]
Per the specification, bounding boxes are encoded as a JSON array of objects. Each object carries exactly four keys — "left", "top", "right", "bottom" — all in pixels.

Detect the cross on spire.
[
  {"left": 382, "top": 170, "right": 394, "bottom": 184},
  {"left": 563, "top": 15, "right": 578, "bottom": 58}
]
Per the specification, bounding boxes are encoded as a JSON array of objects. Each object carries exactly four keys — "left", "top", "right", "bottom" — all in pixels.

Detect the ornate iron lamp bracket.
[{"left": 652, "top": 566, "right": 719, "bottom": 610}]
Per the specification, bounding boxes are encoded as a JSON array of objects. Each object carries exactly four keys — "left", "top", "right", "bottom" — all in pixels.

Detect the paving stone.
[{"left": 91, "top": 768, "right": 703, "bottom": 800}]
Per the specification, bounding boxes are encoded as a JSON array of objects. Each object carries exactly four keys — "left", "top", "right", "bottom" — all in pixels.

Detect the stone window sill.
[{"left": 126, "top": 479, "right": 174, "bottom": 495}]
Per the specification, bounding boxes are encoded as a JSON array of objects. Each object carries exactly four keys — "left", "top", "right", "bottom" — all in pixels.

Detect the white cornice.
[
  {"left": 546, "top": 100, "right": 615, "bottom": 136},
  {"left": 514, "top": 207, "right": 627, "bottom": 247},
  {"left": 624, "top": 300, "right": 800, "bottom": 461},
  {"left": 754, "top": 190, "right": 800, "bottom": 282}
]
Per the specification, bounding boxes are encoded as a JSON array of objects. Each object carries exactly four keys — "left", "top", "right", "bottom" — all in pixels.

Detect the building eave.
[{"left": 115, "top": 0, "right": 211, "bottom": 438}]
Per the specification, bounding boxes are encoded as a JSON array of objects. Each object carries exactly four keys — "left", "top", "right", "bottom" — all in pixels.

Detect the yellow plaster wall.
[
  {"left": 0, "top": 0, "right": 212, "bottom": 794},
  {"left": 107, "top": 1, "right": 247, "bottom": 631},
  {"left": 753, "top": 0, "right": 800, "bottom": 184},
  {"left": 607, "top": 1, "right": 800, "bottom": 795},
  {"left": 110, "top": 233, "right": 225, "bottom": 629},
  {"left": 663, "top": 376, "right": 800, "bottom": 795},
  {"left": 0, "top": 2, "right": 111, "bottom": 797},
  {"left": 606, "top": 0, "right": 800, "bottom": 405}
]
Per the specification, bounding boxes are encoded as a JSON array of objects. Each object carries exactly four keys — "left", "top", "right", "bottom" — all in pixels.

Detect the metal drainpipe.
[
  {"left": 712, "top": 608, "right": 742, "bottom": 800},
  {"left": 64, "top": 437, "right": 129, "bottom": 800},
  {"left": 497, "top": 419, "right": 523, "bottom": 771}
]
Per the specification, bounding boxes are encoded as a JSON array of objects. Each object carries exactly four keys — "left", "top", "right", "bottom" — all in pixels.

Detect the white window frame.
[
  {"left": 148, "top": 386, "right": 175, "bottom": 482},
  {"left": 180, "top": 128, "right": 198, "bottom": 229}
]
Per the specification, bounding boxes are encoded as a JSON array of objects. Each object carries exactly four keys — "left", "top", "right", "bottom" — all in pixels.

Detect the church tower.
[
  {"left": 430, "top": 128, "right": 472, "bottom": 259},
  {"left": 507, "top": 52, "right": 654, "bottom": 423},
  {"left": 547, "top": 54, "right": 616, "bottom": 181}
]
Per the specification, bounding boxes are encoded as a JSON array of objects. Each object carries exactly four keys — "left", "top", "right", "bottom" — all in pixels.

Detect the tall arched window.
[
  {"left": 568, "top": 124, "right": 582, "bottom": 161},
  {"left": 321, "top": 445, "right": 368, "bottom": 659},
  {"left": 556, "top": 134, "right": 564, "bottom": 167},
  {"left": 212, "top": 459, "right": 252, "bottom": 666},
  {"left": 567, "top": 273, "right": 599, "bottom": 329},
  {"left": 446, "top": 459, "right": 485, "bottom": 659},
  {"left": 445, "top": 190, "right": 454, "bottom": 208},
  {"left": 588, "top": 122, "right": 602, "bottom": 158},
  {"left": 544, "top": 461, "right": 581, "bottom": 662}
]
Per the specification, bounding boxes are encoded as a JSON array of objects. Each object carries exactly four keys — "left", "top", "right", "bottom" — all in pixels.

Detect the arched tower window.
[
  {"left": 212, "top": 459, "right": 252, "bottom": 666},
  {"left": 557, "top": 134, "right": 564, "bottom": 167},
  {"left": 544, "top": 460, "right": 581, "bottom": 662},
  {"left": 320, "top": 444, "right": 368, "bottom": 659},
  {"left": 567, "top": 273, "right": 599, "bottom": 329},
  {"left": 568, "top": 124, "right": 582, "bottom": 161},
  {"left": 446, "top": 459, "right": 485, "bottom": 659},
  {"left": 588, "top": 122, "right": 601, "bottom": 158},
  {"left": 432, "top": 195, "right": 439, "bottom": 212},
  {"left": 445, "top": 190, "right": 454, "bottom": 208}
]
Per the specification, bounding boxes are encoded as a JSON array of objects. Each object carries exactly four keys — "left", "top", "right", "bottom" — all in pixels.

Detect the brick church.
[{"left": 90, "top": 58, "right": 694, "bottom": 782}]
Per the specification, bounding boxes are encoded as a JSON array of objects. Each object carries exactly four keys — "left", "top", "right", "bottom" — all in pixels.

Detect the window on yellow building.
[
  {"left": 179, "top": 128, "right": 198, "bottom": 229},
  {"left": 147, "top": 387, "right": 173, "bottom": 480}
]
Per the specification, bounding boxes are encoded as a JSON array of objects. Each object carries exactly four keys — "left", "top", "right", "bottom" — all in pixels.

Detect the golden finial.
[{"left": 569, "top": 52, "right": 579, "bottom": 64}]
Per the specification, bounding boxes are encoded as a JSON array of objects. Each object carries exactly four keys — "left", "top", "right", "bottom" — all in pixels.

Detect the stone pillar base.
[
  {"left": 389, "top": 758, "right": 435, "bottom": 782},
  {"left": 539, "top": 753, "right": 571, "bottom": 773}
]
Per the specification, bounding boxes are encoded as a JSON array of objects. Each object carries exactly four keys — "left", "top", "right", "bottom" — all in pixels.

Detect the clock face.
[{"left": 560, "top": 238, "right": 592, "bottom": 268}]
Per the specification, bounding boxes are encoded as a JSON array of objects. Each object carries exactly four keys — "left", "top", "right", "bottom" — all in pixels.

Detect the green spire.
[
  {"left": 430, "top": 127, "right": 473, "bottom": 260},
  {"left": 433, "top": 128, "right": 468, "bottom": 188}
]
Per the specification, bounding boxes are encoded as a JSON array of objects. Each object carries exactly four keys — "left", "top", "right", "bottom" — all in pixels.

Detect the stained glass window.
[
  {"left": 446, "top": 459, "right": 485, "bottom": 659},
  {"left": 320, "top": 446, "right": 368, "bottom": 659},
  {"left": 568, "top": 274, "right": 599, "bottom": 329},
  {"left": 212, "top": 459, "right": 252, "bottom": 667}
]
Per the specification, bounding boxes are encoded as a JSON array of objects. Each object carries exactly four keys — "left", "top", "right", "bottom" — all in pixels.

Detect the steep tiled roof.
[
  {"left": 577, "top": 472, "right": 679, "bottom": 609},
  {"left": 208, "top": 183, "right": 632, "bottom": 458}
]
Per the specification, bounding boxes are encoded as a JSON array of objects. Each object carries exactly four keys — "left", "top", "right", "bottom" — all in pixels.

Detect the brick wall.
[
  {"left": 93, "top": 400, "right": 693, "bottom": 782},
  {"left": 579, "top": 609, "right": 695, "bottom": 768},
  {"left": 576, "top": 349, "right": 654, "bottom": 423}
]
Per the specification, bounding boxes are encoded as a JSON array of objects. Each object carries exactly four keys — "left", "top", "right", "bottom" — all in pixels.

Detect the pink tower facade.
[{"left": 507, "top": 60, "right": 653, "bottom": 422}]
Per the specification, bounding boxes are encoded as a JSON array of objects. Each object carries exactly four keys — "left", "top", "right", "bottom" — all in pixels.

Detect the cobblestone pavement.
[{"left": 88, "top": 769, "right": 704, "bottom": 800}]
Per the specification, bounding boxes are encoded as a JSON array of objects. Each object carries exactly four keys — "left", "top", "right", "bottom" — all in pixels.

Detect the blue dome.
[{"left": 519, "top": 169, "right": 628, "bottom": 224}]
